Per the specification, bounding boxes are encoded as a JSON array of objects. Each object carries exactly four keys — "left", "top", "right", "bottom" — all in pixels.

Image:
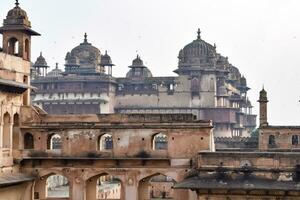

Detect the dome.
[
  {"left": 126, "top": 55, "right": 153, "bottom": 79},
  {"left": 33, "top": 52, "right": 48, "bottom": 67},
  {"left": 65, "top": 33, "right": 101, "bottom": 70},
  {"left": 131, "top": 55, "right": 144, "bottom": 67},
  {"left": 178, "top": 29, "right": 216, "bottom": 68},
  {"left": 4, "top": 1, "right": 30, "bottom": 27},
  {"left": 100, "top": 51, "right": 114, "bottom": 66},
  {"left": 47, "top": 63, "right": 63, "bottom": 77}
]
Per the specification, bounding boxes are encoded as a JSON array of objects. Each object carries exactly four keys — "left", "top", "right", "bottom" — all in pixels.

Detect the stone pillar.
[
  {"left": 124, "top": 184, "right": 138, "bottom": 200},
  {"left": 71, "top": 177, "right": 86, "bottom": 200}
]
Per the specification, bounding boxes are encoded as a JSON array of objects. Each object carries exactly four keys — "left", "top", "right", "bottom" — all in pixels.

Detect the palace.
[
  {"left": 1, "top": 1, "right": 300, "bottom": 200},
  {"left": 30, "top": 27, "right": 256, "bottom": 138}
]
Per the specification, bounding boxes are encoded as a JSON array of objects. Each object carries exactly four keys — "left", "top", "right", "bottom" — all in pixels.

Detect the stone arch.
[
  {"left": 24, "top": 132, "right": 34, "bottom": 149},
  {"left": 34, "top": 171, "right": 71, "bottom": 200},
  {"left": 7, "top": 37, "right": 19, "bottom": 55},
  {"left": 47, "top": 133, "right": 62, "bottom": 150},
  {"left": 86, "top": 172, "right": 124, "bottom": 200},
  {"left": 2, "top": 112, "right": 11, "bottom": 148},
  {"left": 138, "top": 173, "right": 176, "bottom": 200},
  {"left": 152, "top": 132, "right": 168, "bottom": 150}
]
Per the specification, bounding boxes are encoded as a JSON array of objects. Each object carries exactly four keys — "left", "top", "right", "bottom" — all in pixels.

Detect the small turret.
[
  {"left": 258, "top": 87, "right": 268, "bottom": 127},
  {"left": 0, "top": 0, "right": 40, "bottom": 61}
]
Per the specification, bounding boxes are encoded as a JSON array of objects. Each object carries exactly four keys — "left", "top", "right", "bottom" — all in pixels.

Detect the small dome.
[
  {"left": 33, "top": 52, "right": 48, "bottom": 67},
  {"left": 131, "top": 55, "right": 144, "bottom": 67},
  {"left": 65, "top": 33, "right": 101, "bottom": 69},
  {"left": 178, "top": 29, "right": 216, "bottom": 68},
  {"left": 240, "top": 76, "right": 247, "bottom": 86},
  {"left": 47, "top": 63, "right": 63, "bottom": 77},
  {"left": 100, "top": 51, "right": 114, "bottom": 66},
  {"left": 259, "top": 88, "right": 268, "bottom": 102},
  {"left": 4, "top": 1, "right": 31, "bottom": 27},
  {"left": 228, "top": 65, "right": 241, "bottom": 81},
  {"left": 126, "top": 55, "right": 152, "bottom": 79}
]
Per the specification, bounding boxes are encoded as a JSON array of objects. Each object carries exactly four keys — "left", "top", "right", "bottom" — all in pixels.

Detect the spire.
[
  {"left": 55, "top": 63, "right": 59, "bottom": 69},
  {"left": 15, "top": 0, "right": 19, "bottom": 7},
  {"left": 197, "top": 28, "right": 201, "bottom": 40},
  {"left": 84, "top": 33, "right": 88, "bottom": 43},
  {"left": 40, "top": 52, "right": 42, "bottom": 57}
]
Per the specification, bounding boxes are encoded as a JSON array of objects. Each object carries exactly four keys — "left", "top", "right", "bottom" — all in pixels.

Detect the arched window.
[
  {"left": 268, "top": 135, "right": 275, "bottom": 146},
  {"left": 3, "top": 112, "right": 11, "bottom": 148},
  {"left": 47, "top": 134, "right": 62, "bottom": 150},
  {"left": 99, "top": 134, "right": 113, "bottom": 150},
  {"left": 46, "top": 174, "right": 69, "bottom": 198},
  {"left": 7, "top": 37, "right": 19, "bottom": 55},
  {"left": 292, "top": 135, "right": 299, "bottom": 145},
  {"left": 153, "top": 133, "right": 168, "bottom": 150},
  {"left": 24, "top": 133, "right": 34, "bottom": 149}
]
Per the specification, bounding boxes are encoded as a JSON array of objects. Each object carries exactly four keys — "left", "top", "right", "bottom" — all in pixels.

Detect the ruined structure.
[
  {"left": 30, "top": 28, "right": 256, "bottom": 137},
  {"left": 1, "top": 1, "right": 300, "bottom": 200}
]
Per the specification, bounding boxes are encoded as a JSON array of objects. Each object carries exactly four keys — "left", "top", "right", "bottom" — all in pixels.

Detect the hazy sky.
[{"left": 1, "top": 0, "right": 300, "bottom": 125}]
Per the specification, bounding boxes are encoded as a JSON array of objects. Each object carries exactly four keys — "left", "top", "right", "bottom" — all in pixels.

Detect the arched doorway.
[
  {"left": 2, "top": 112, "right": 11, "bottom": 149},
  {"left": 86, "top": 173, "right": 123, "bottom": 200},
  {"left": 34, "top": 173, "right": 70, "bottom": 199},
  {"left": 138, "top": 174, "right": 176, "bottom": 200}
]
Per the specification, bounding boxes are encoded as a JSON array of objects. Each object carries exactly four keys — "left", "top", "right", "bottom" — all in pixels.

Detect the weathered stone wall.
[{"left": 259, "top": 126, "right": 300, "bottom": 151}]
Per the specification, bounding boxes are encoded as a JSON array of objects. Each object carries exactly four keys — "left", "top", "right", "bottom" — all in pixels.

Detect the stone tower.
[
  {"left": 258, "top": 88, "right": 268, "bottom": 127},
  {"left": 0, "top": 0, "right": 40, "bottom": 61}
]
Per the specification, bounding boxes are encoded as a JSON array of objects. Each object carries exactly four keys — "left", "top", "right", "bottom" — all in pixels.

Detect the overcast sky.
[{"left": 1, "top": 0, "right": 300, "bottom": 125}]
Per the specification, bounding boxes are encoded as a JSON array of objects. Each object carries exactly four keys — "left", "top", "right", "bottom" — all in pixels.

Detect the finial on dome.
[
  {"left": 15, "top": 0, "right": 19, "bottom": 7},
  {"left": 55, "top": 63, "right": 59, "bottom": 69},
  {"left": 197, "top": 28, "right": 201, "bottom": 40},
  {"left": 137, "top": 54, "right": 140, "bottom": 59},
  {"left": 84, "top": 33, "right": 88, "bottom": 43},
  {"left": 105, "top": 50, "right": 108, "bottom": 55},
  {"left": 40, "top": 52, "right": 42, "bottom": 56}
]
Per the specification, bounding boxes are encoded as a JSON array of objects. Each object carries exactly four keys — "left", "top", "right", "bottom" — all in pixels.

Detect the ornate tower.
[
  {"left": 258, "top": 88, "right": 268, "bottom": 127},
  {"left": 0, "top": 0, "right": 40, "bottom": 61}
]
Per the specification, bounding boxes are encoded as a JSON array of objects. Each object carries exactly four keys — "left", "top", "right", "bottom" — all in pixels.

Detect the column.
[
  {"left": 71, "top": 177, "right": 86, "bottom": 200},
  {"left": 124, "top": 184, "right": 138, "bottom": 200}
]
